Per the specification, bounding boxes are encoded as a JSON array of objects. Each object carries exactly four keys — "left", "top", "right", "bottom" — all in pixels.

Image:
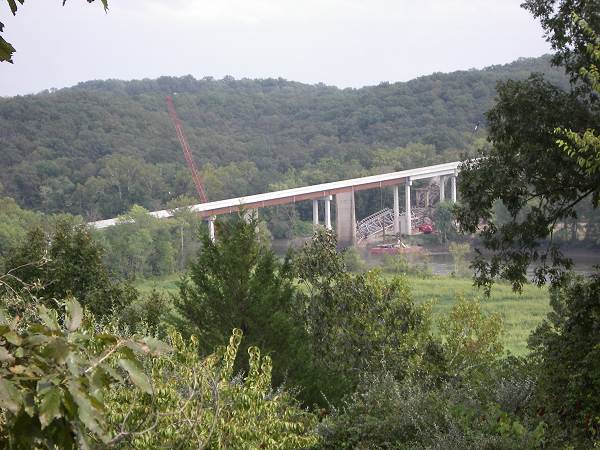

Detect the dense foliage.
[
  {"left": 0, "top": 294, "right": 164, "bottom": 449},
  {"left": 456, "top": 2, "right": 600, "bottom": 291},
  {"left": 0, "top": 204, "right": 598, "bottom": 448},
  {"left": 293, "top": 230, "right": 435, "bottom": 404},
  {"left": 176, "top": 214, "right": 311, "bottom": 395},
  {"left": 450, "top": 3, "right": 600, "bottom": 448},
  {"left": 4, "top": 218, "right": 135, "bottom": 318},
  {"left": 2, "top": 1, "right": 600, "bottom": 448},
  {"left": 0, "top": 240, "right": 319, "bottom": 449},
  {"left": 104, "top": 329, "right": 319, "bottom": 449},
  {"left": 0, "top": 56, "right": 567, "bottom": 222},
  {"left": 528, "top": 273, "right": 600, "bottom": 445}
]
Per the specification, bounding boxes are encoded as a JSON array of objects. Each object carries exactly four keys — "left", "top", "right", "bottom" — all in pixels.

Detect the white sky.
[{"left": 0, "top": 0, "right": 551, "bottom": 97}]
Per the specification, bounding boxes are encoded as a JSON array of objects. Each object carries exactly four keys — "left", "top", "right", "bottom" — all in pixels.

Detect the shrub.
[
  {"left": 105, "top": 329, "right": 319, "bottom": 449},
  {"left": 342, "top": 247, "right": 367, "bottom": 272},
  {"left": 528, "top": 272, "right": 600, "bottom": 446},
  {"left": 317, "top": 297, "right": 544, "bottom": 450},
  {"left": 0, "top": 298, "right": 165, "bottom": 449},
  {"left": 294, "top": 230, "right": 435, "bottom": 405},
  {"left": 4, "top": 219, "right": 137, "bottom": 319}
]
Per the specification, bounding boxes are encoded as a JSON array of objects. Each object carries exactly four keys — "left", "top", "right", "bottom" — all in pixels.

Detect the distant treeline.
[{"left": 0, "top": 56, "right": 568, "bottom": 220}]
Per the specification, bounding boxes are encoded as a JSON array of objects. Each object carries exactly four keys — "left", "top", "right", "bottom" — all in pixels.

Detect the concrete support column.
[
  {"left": 208, "top": 216, "right": 216, "bottom": 242},
  {"left": 324, "top": 195, "right": 332, "bottom": 230},
  {"left": 312, "top": 199, "right": 319, "bottom": 227},
  {"left": 451, "top": 175, "right": 457, "bottom": 203},
  {"left": 393, "top": 185, "right": 400, "bottom": 234},
  {"left": 336, "top": 192, "right": 356, "bottom": 247},
  {"left": 439, "top": 176, "right": 445, "bottom": 202},
  {"left": 405, "top": 178, "right": 412, "bottom": 235}
]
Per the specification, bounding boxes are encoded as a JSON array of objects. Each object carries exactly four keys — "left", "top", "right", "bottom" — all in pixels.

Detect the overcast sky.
[{"left": 0, "top": 0, "right": 552, "bottom": 97}]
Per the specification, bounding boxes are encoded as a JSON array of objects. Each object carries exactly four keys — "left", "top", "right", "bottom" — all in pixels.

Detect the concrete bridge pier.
[
  {"left": 335, "top": 191, "right": 356, "bottom": 247},
  {"left": 324, "top": 195, "right": 332, "bottom": 230},
  {"left": 405, "top": 178, "right": 412, "bottom": 235},
  {"left": 208, "top": 216, "right": 216, "bottom": 242},
  {"left": 393, "top": 185, "right": 400, "bottom": 234},
  {"left": 451, "top": 173, "right": 457, "bottom": 203},
  {"left": 439, "top": 176, "right": 446, "bottom": 202},
  {"left": 312, "top": 196, "right": 332, "bottom": 230}
]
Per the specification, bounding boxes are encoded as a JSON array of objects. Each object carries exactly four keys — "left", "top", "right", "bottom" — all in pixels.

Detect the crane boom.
[{"left": 166, "top": 95, "right": 209, "bottom": 204}]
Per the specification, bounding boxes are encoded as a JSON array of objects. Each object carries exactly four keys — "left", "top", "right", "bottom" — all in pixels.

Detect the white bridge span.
[{"left": 89, "top": 161, "right": 460, "bottom": 245}]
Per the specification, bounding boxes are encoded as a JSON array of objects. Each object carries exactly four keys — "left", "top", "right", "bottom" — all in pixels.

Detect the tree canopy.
[
  {"left": 456, "top": 2, "right": 600, "bottom": 291},
  {"left": 0, "top": 56, "right": 568, "bottom": 221}
]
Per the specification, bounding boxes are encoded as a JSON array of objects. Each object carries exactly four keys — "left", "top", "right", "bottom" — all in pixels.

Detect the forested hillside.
[{"left": 0, "top": 55, "right": 567, "bottom": 219}]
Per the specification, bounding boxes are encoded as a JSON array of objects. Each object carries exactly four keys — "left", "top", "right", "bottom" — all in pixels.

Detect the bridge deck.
[{"left": 89, "top": 161, "right": 460, "bottom": 229}]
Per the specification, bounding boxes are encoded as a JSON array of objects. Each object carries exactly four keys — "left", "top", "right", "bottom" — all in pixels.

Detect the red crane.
[{"left": 166, "top": 95, "right": 209, "bottom": 204}]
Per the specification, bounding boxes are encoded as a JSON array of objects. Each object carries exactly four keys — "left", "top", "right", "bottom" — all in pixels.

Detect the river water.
[{"left": 272, "top": 239, "right": 598, "bottom": 276}]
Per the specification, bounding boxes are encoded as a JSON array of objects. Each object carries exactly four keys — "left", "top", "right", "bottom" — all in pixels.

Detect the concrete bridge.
[{"left": 89, "top": 161, "right": 460, "bottom": 245}]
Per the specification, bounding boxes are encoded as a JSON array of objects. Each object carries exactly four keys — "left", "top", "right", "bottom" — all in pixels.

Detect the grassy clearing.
[
  {"left": 135, "top": 274, "right": 181, "bottom": 295},
  {"left": 134, "top": 272, "right": 550, "bottom": 356},
  {"left": 406, "top": 275, "right": 550, "bottom": 355}
]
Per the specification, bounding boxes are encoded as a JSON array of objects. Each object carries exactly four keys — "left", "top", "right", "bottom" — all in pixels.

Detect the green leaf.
[
  {"left": 124, "top": 340, "right": 145, "bottom": 354},
  {"left": 67, "top": 381, "right": 105, "bottom": 438},
  {"left": 24, "top": 334, "right": 51, "bottom": 346},
  {"left": 66, "top": 352, "right": 81, "bottom": 377},
  {"left": 95, "top": 333, "right": 118, "bottom": 345},
  {"left": 90, "top": 367, "right": 111, "bottom": 392},
  {"left": 118, "top": 358, "right": 152, "bottom": 394},
  {"left": 39, "top": 387, "right": 62, "bottom": 429},
  {"left": 102, "top": 365, "right": 123, "bottom": 383},
  {"left": 0, "top": 378, "right": 22, "bottom": 414},
  {"left": 0, "top": 40, "right": 10, "bottom": 63},
  {"left": 65, "top": 298, "right": 83, "bottom": 331},
  {"left": 43, "top": 338, "right": 70, "bottom": 364},
  {"left": 37, "top": 305, "right": 60, "bottom": 331},
  {"left": 4, "top": 331, "right": 22, "bottom": 346}
]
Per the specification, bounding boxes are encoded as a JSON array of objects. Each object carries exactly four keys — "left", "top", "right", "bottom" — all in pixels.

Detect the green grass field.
[
  {"left": 405, "top": 276, "right": 550, "bottom": 355},
  {"left": 135, "top": 273, "right": 550, "bottom": 356},
  {"left": 135, "top": 274, "right": 181, "bottom": 295}
]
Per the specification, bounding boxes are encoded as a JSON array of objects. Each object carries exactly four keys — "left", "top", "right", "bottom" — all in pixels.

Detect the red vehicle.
[{"left": 418, "top": 223, "right": 434, "bottom": 234}]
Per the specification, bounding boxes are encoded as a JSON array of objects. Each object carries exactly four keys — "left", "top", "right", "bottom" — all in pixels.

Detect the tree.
[
  {"left": 0, "top": 197, "right": 43, "bottom": 272},
  {"left": 455, "top": 2, "right": 600, "bottom": 292},
  {"left": 175, "top": 214, "right": 308, "bottom": 390},
  {"left": 4, "top": 218, "right": 135, "bottom": 317},
  {"left": 556, "top": 14, "right": 600, "bottom": 186},
  {"left": 528, "top": 273, "right": 600, "bottom": 445},
  {"left": 456, "top": 74, "right": 599, "bottom": 291},
  {"left": 316, "top": 298, "right": 538, "bottom": 450},
  {"left": 433, "top": 200, "right": 456, "bottom": 244},
  {"left": 0, "top": 297, "right": 165, "bottom": 449},
  {"left": 1, "top": 0, "right": 108, "bottom": 63},
  {"left": 522, "top": 0, "right": 600, "bottom": 90},
  {"left": 293, "top": 229, "right": 434, "bottom": 404}
]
